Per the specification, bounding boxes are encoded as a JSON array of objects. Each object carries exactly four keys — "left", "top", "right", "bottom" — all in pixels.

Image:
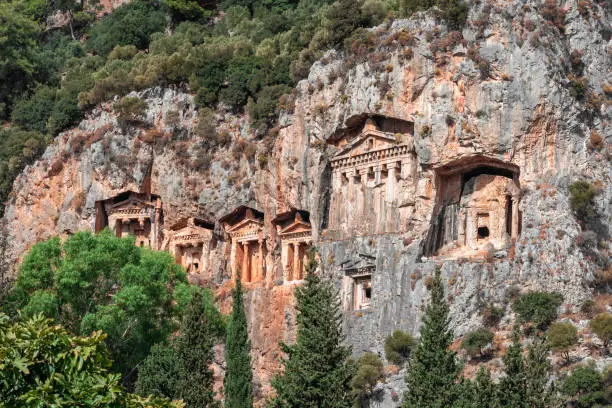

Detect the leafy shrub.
[
  {"left": 350, "top": 352, "right": 384, "bottom": 398},
  {"left": 548, "top": 322, "right": 578, "bottom": 364},
  {"left": 461, "top": 328, "right": 494, "bottom": 357},
  {"left": 0, "top": 314, "right": 181, "bottom": 408},
  {"left": 589, "top": 313, "right": 612, "bottom": 348},
  {"left": 482, "top": 304, "right": 504, "bottom": 327},
  {"left": 11, "top": 86, "right": 57, "bottom": 133},
  {"left": 562, "top": 366, "right": 608, "bottom": 408},
  {"left": 384, "top": 329, "right": 415, "bottom": 365},
  {"left": 569, "top": 180, "right": 597, "bottom": 224},
  {"left": 8, "top": 231, "right": 192, "bottom": 384},
  {"left": 512, "top": 291, "right": 563, "bottom": 329},
  {"left": 114, "top": 96, "right": 148, "bottom": 126},
  {"left": 86, "top": 1, "right": 166, "bottom": 56}
]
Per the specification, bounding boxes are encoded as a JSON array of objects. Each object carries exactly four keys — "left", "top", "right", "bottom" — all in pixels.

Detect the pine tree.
[
  {"left": 225, "top": 273, "right": 253, "bottom": 408},
  {"left": 498, "top": 324, "right": 527, "bottom": 408},
  {"left": 471, "top": 366, "right": 498, "bottom": 408},
  {"left": 175, "top": 290, "right": 222, "bottom": 407},
  {"left": 524, "top": 335, "right": 553, "bottom": 408},
  {"left": 270, "top": 253, "right": 355, "bottom": 408},
  {"left": 403, "top": 267, "right": 462, "bottom": 408}
]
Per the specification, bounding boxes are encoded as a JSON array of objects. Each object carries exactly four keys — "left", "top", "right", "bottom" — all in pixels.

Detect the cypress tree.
[
  {"left": 403, "top": 267, "right": 462, "bottom": 408},
  {"left": 270, "top": 253, "right": 355, "bottom": 408},
  {"left": 524, "top": 336, "right": 553, "bottom": 408},
  {"left": 225, "top": 273, "right": 253, "bottom": 408},
  {"left": 175, "top": 290, "right": 223, "bottom": 407},
  {"left": 498, "top": 324, "right": 527, "bottom": 408}
]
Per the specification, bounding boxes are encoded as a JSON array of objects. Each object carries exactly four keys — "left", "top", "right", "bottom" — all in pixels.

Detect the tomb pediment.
[
  {"left": 340, "top": 253, "right": 376, "bottom": 276},
  {"left": 334, "top": 130, "right": 399, "bottom": 158},
  {"left": 109, "top": 198, "right": 155, "bottom": 211},
  {"left": 279, "top": 221, "right": 311, "bottom": 235}
]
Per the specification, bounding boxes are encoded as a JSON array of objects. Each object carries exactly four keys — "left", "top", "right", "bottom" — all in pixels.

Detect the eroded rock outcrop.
[{"left": 5, "top": 0, "right": 611, "bottom": 404}]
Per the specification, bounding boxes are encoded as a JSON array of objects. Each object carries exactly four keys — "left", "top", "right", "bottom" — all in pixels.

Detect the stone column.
[
  {"left": 386, "top": 162, "right": 398, "bottom": 232},
  {"left": 201, "top": 241, "right": 208, "bottom": 277},
  {"left": 359, "top": 169, "right": 369, "bottom": 223},
  {"left": 346, "top": 170, "right": 356, "bottom": 233},
  {"left": 511, "top": 195, "right": 520, "bottom": 238},
  {"left": 230, "top": 239, "right": 238, "bottom": 280},
  {"left": 293, "top": 242, "right": 301, "bottom": 280},
  {"left": 257, "top": 238, "right": 264, "bottom": 282},
  {"left": 242, "top": 242, "right": 250, "bottom": 283}
]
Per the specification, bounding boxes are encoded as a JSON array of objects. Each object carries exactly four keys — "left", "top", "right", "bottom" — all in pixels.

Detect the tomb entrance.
[
  {"left": 340, "top": 254, "right": 376, "bottom": 311},
  {"left": 272, "top": 209, "right": 312, "bottom": 282},
  {"left": 166, "top": 217, "right": 214, "bottom": 276},
  {"left": 95, "top": 191, "right": 163, "bottom": 250},
  {"left": 425, "top": 156, "right": 521, "bottom": 258},
  {"left": 326, "top": 114, "right": 416, "bottom": 238},
  {"left": 220, "top": 206, "right": 266, "bottom": 284}
]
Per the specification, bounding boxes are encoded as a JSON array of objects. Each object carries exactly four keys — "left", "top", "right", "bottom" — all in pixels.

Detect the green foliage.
[
  {"left": 135, "top": 288, "right": 224, "bottom": 406},
  {"left": 164, "top": 0, "right": 214, "bottom": 22},
  {"left": 461, "top": 328, "right": 494, "bottom": 357},
  {"left": 351, "top": 352, "right": 384, "bottom": 403},
  {"left": 114, "top": 96, "right": 148, "bottom": 126},
  {"left": 547, "top": 322, "right": 578, "bottom": 364},
  {"left": 0, "top": 313, "right": 183, "bottom": 408},
  {"left": 11, "top": 86, "right": 57, "bottom": 133},
  {"left": 0, "top": 3, "right": 41, "bottom": 119},
  {"left": 270, "top": 253, "right": 355, "bottom": 408},
  {"left": 589, "top": 313, "right": 612, "bottom": 348},
  {"left": 225, "top": 275, "right": 253, "bottom": 408},
  {"left": 464, "top": 366, "right": 497, "bottom": 408},
  {"left": 384, "top": 329, "right": 415, "bottom": 365},
  {"left": 8, "top": 231, "right": 190, "bottom": 385},
  {"left": 86, "top": 1, "right": 167, "bottom": 56},
  {"left": 569, "top": 180, "right": 598, "bottom": 224},
  {"left": 135, "top": 343, "right": 182, "bottom": 399},
  {"left": 403, "top": 268, "right": 462, "bottom": 407},
  {"left": 482, "top": 304, "right": 504, "bottom": 327},
  {"left": 562, "top": 365, "right": 609, "bottom": 408},
  {"left": 174, "top": 290, "right": 225, "bottom": 407},
  {"left": 0, "top": 128, "right": 48, "bottom": 216},
  {"left": 498, "top": 324, "right": 527, "bottom": 407},
  {"left": 524, "top": 336, "right": 553, "bottom": 408},
  {"left": 512, "top": 291, "right": 563, "bottom": 329}
]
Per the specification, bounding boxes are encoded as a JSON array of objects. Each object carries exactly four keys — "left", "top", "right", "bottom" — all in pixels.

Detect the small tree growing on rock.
[
  {"left": 548, "top": 322, "right": 578, "bottom": 364},
  {"left": 384, "top": 329, "right": 415, "bottom": 365},
  {"left": 512, "top": 291, "right": 563, "bottom": 330},
  {"left": 351, "top": 352, "right": 384, "bottom": 406},
  {"left": 589, "top": 313, "right": 612, "bottom": 352},
  {"left": 461, "top": 328, "right": 494, "bottom": 358}
]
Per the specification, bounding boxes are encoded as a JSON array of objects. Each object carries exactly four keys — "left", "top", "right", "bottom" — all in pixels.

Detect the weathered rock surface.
[{"left": 4, "top": 0, "right": 611, "bottom": 404}]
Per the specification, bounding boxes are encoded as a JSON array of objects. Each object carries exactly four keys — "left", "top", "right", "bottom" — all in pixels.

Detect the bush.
[
  {"left": 569, "top": 181, "right": 597, "bottom": 224},
  {"left": 512, "top": 291, "right": 563, "bottom": 329},
  {"left": 482, "top": 304, "right": 504, "bottom": 327},
  {"left": 562, "top": 366, "right": 608, "bottom": 408},
  {"left": 351, "top": 352, "right": 384, "bottom": 398},
  {"left": 113, "top": 96, "right": 148, "bottom": 126},
  {"left": 589, "top": 313, "right": 612, "bottom": 349},
  {"left": 548, "top": 322, "right": 578, "bottom": 364},
  {"left": 86, "top": 1, "right": 166, "bottom": 56},
  {"left": 461, "top": 328, "right": 494, "bottom": 357},
  {"left": 11, "top": 86, "right": 57, "bottom": 133},
  {"left": 384, "top": 329, "right": 415, "bottom": 365}
]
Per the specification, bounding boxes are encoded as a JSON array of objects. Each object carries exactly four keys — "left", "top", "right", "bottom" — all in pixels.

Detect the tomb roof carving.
[
  {"left": 219, "top": 205, "right": 264, "bottom": 227},
  {"left": 340, "top": 253, "right": 376, "bottom": 276},
  {"left": 327, "top": 113, "right": 413, "bottom": 145},
  {"left": 272, "top": 209, "right": 311, "bottom": 236},
  {"left": 434, "top": 155, "right": 519, "bottom": 177},
  {"left": 169, "top": 217, "right": 214, "bottom": 231}
]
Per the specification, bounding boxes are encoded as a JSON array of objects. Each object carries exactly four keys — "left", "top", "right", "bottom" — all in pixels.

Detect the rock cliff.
[{"left": 5, "top": 0, "right": 611, "bottom": 404}]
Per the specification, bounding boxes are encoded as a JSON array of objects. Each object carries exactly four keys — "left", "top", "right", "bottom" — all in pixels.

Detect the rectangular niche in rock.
[
  {"left": 95, "top": 190, "right": 163, "bottom": 250},
  {"left": 272, "top": 209, "right": 312, "bottom": 283},
  {"left": 340, "top": 253, "right": 376, "bottom": 311},
  {"left": 325, "top": 114, "right": 416, "bottom": 239},
  {"left": 220, "top": 206, "right": 266, "bottom": 284},
  {"left": 424, "top": 155, "right": 522, "bottom": 259}
]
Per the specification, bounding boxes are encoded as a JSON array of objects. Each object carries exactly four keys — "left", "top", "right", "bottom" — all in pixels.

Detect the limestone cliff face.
[{"left": 5, "top": 0, "right": 611, "bottom": 404}]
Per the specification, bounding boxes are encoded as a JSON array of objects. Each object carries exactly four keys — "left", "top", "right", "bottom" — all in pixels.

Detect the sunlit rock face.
[{"left": 4, "top": 0, "right": 611, "bottom": 404}]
